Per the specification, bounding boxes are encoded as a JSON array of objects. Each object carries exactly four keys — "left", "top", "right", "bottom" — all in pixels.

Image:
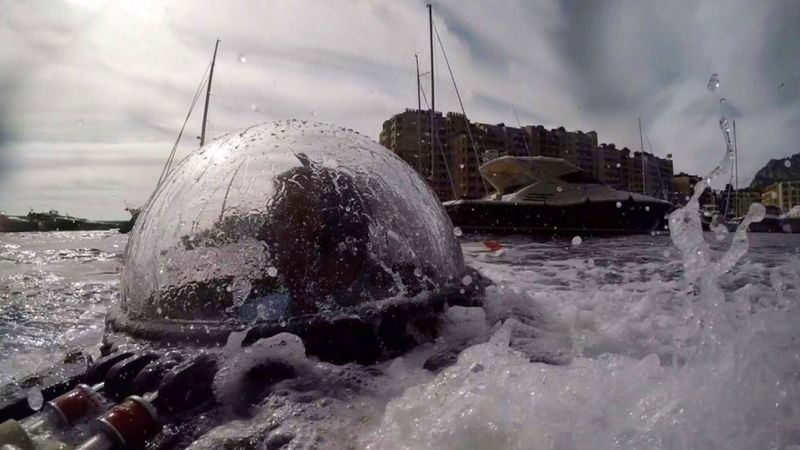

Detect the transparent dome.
[{"left": 121, "top": 121, "right": 465, "bottom": 324}]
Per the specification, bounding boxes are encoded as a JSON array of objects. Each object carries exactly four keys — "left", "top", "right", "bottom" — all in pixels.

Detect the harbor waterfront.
[{"left": 1, "top": 230, "right": 798, "bottom": 448}]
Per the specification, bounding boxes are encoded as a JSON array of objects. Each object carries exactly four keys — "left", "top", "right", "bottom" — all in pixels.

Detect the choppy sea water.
[{"left": 1, "top": 230, "right": 799, "bottom": 449}]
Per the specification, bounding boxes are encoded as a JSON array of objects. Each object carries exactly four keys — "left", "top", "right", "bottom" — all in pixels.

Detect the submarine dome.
[{"left": 120, "top": 121, "right": 465, "bottom": 328}]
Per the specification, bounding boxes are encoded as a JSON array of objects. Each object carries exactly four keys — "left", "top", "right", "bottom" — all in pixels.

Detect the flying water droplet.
[
  {"left": 719, "top": 117, "right": 730, "bottom": 133},
  {"left": 453, "top": 227, "right": 463, "bottom": 237},
  {"left": 27, "top": 388, "right": 43, "bottom": 411},
  {"left": 238, "top": 54, "right": 247, "bottom": 63},
  {"left": 707, "top": 73, "right": 720, "bottom": 92},
  {"left": 571, "top": 236, "right": 582, "bottom": 247}
]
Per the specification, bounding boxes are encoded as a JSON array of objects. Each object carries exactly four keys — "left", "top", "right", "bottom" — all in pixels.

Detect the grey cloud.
[{"left": 1, "top": 0, "right": 798, "bottom": 218}]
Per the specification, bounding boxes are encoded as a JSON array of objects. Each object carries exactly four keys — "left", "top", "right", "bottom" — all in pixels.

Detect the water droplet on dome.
[
  {"left": 251, "top": 104, "right": 259, "bottom": 112},
  {"left": 453, "top": 227, "right": 463, "bottom": 237},
  {"left": 413, "top": 267, "right": 423, "bottom": 277},
  {"left": 556, "top": 186, "right": 563, "bottom": 192},
  {"left": 571, "top": 236, "right": 582, "bottom": 246},
  {"left": 784, "top": 159, "right": 792, "bottom": 168},
  {"left": 616, "top": 202, "right": 622, "bottom": 208},
  {"left": 256, "top": 304, "right": 267, "bottom": 321},
  {"left": 719, "top": 97, "right": 727, "bottom": 105},
  {"left": 707, "top": 73, "right": 720, "bottom": 92},
  {"left": 267, "top": 267, "right": 278, "bottom": 277},
  {"left": 27, "top": 388, "right": 43, "bottom": 411},
  {"left": 461, "top": 275, "right": 473, "bottom": 286}
]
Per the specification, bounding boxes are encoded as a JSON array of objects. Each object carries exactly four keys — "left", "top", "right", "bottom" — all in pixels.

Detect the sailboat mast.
[
  {"left": 200, "top": 39, "right": 220, "bottom": 148},
  {"left": 428, "top": 4, "right": 435, "bottom": 178},
  {"left": 415, "top": 54, "right": 422, "bottom": 173},
  {"left": 639, "top": 117, "right": 645, "bottom": 195},
  {"left": 733, "top": 120, "right": 739, "bottom": 216}
]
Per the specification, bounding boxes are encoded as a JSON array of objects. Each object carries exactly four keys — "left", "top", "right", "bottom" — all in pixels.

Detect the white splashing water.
[{"left": 362, "top": 85, "right": 799, "bottom": 450}]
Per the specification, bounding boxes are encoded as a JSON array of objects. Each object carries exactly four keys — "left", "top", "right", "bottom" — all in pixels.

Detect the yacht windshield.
[{"left": 559, "top": 171, "right": 603, "bottom": 185}]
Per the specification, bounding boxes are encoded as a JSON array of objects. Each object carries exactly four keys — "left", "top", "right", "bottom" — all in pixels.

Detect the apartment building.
[
  {"left": 380, "top": 109, "right": 674, "bottom": 202},
  {"left": 762, "top": 181, "right": 800, "bottom": 212}
]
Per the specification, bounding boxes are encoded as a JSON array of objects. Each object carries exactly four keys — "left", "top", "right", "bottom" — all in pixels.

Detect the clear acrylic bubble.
[
  {"left": 453, "top": 227, "right": 463, "bottom": 237},
  {"left": 707, "top": 73, "right": 720, "bottom": 92},
  {"left": 27, "top": 388, "right": 43, "bottom": 411},
  {"left": 120, "top": 122, "right": 466, "bottom": 323},
  {"left": 571, "top": 236, "right": 582, "bottom": 247},
  {"left": 784, "top": 159, "right": 792, "bottom": 168},
  {"left": 238, "top": 54, "right": 247, "bottom": 63},
  {"left": 461, "top": 275, "right": 473, "bottom": 286}
]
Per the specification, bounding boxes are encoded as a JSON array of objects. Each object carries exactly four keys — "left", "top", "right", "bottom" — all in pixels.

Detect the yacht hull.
[{"left": 445, "top": 199, "right": 672, "bottom": 235}]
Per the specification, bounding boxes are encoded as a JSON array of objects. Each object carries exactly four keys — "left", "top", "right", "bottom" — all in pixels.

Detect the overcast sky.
[{"left": 1, "top": 0, "right": 798, "bottom": 219}]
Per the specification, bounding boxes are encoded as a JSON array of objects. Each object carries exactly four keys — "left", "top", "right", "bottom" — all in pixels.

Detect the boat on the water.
[
  {"left": 780, "top": 206, "right": 800, "bottom": 233},
  {"left": 726, "top": 205, "right": 785, "bottom": 233},
  {"left": 444, "top": 156, "right": 673, "bottom": 235},
  {"left": 0, "top": 210, "right": 125, "bottom": 233}
]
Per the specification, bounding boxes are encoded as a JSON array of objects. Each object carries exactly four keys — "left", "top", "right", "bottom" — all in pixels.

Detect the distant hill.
[{"left": 749, "top": 152, "right": 800, "bottom": 189}]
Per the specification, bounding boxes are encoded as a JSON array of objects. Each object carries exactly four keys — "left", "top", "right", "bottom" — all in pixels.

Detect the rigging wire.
[
  {"left": 642, "top": 126, "right": 668, "bottom": 201},
  {"left": 156, "top": 59, "right": 213, "bottom": 188},
  {"left": 432, "top": 18, "right": 489, "bottom": 194},
  {"left": 419, "top": 83, "right": 458, "bottom": 199},
  {"left": 512, "top": 104, "right": 532, "bottom": 156}
]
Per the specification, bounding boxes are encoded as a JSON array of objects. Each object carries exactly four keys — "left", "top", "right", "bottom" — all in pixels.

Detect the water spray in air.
[{"left": 668, "top": 73, "right": 765, "bottom": 348}]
